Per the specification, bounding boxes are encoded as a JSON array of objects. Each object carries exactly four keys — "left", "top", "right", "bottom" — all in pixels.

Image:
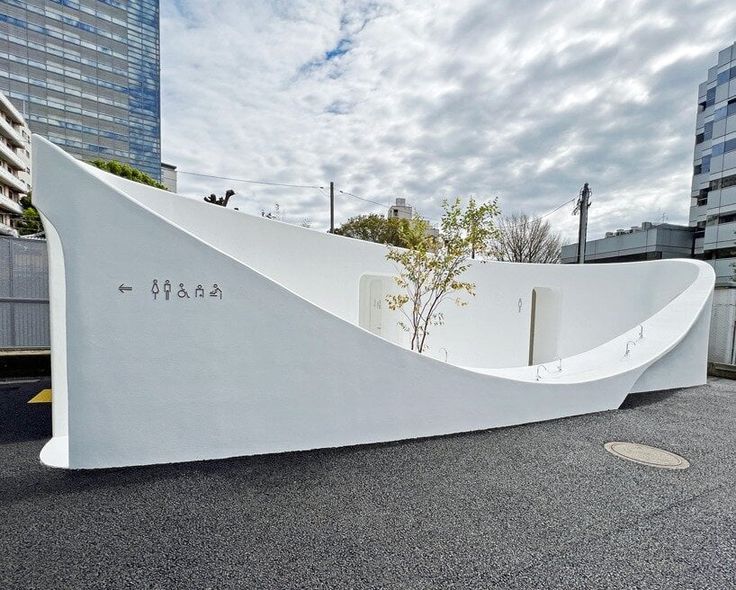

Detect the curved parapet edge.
[
  {"left": 75, "top": 161, "right": 709, "bottom": 370},
  {"left": 38, "top": 211, "right": 70, "bottom": 468},
  {"left": 32, "top": 136, "right": 714, "bottom": 468}
]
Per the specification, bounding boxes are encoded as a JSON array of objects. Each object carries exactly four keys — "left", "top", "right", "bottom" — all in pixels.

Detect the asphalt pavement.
[{"left": 1, "top": 377, "right": 735, "bottom": 589}]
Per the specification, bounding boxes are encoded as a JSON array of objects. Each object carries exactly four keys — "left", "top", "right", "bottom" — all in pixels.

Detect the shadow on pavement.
[
  {"left": 619, "top": 387, "right": 679, "bottom": 410},
  {"left": 0, "top": 378, "right": 52, "bottom": 444}
]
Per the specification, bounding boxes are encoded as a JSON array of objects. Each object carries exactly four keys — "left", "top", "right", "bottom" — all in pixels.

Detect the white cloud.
[{"left": 160, "top": 0, "right": 735, "bottom": 243}]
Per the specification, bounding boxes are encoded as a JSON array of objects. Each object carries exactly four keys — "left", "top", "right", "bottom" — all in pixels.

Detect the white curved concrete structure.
[{"left": 33, "top": 136, "right": 714, "bottom": 469}]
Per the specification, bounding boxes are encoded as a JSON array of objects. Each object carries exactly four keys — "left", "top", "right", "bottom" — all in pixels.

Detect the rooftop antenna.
[{"left": 572, "top": 182, "right": 592, "bottom": 264}]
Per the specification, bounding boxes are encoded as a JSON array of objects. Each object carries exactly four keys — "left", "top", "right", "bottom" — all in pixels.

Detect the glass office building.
[
  {"left": 0, "top": 0, "right": 161, "bottom": 180},
  {"left": 690, "top": 41, "right": 736, "bottom": 285}
]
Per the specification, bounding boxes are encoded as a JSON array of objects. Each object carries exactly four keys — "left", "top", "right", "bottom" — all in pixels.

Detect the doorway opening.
[
  {"left": 359, "top": 275, "right": 388, "bottom": 336},
  {"left": 528, "top": 287, "right": 562, "bottom": 365}
]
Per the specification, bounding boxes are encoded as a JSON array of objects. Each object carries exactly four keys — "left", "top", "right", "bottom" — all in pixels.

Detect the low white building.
[
  {"left": 388, "top": 197, "right": 412, "bottom": 219},
  {"left": 34, "top": 136, "right": 714, "bottom": 469},
  {"left": 0, "top": 92, "right": 31, "bottom": 237},
  {"left": 160, "top": 162, "right": 178, "bottom": 192},
  {"left": 387, "top": 196, "right": 439, "bottom": 238}
]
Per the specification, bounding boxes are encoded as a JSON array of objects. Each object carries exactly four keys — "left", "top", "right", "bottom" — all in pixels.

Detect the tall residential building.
[
  {"left": 0, "top": 90, "right": 30, "bottom": 237},
  {"left": 0, "top": 0, "right": 161, "bottom": 180},
  {"left": 691, "top": 41, "right": 736, "bottom": 285}
]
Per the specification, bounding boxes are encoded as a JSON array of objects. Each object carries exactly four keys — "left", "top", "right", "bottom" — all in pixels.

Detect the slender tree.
[
  {"left": 385, "top": 197, "right": 500, "bottom": 353},
  {"left": 491, "top": 214, "right": 562, "bottom": 263}
]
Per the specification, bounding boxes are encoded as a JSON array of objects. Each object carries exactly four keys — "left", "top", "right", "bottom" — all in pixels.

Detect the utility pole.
[
  {"left": 573, "top": 182, "right": 592, "bottom": 264},
  {"left": 329, "top": 181, "right": 335, "bottom": 233}
]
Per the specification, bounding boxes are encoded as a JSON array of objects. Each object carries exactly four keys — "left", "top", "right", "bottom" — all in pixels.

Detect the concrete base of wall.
[{"left": 707, "top": 362, "right": 736, "bottom": 379}]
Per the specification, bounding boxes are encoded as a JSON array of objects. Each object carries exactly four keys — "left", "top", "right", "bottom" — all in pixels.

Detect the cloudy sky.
[{"left": 160, "top": 0, "right": 735, "bottom": 242}]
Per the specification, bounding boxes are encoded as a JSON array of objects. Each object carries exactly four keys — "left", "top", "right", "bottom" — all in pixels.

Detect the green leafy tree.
[
  {"left": 16, "top": 193, "right": 43, "bottom": 236},
  {"left": 90, "top": 159, "right": 167, "bottom": 190},
  {"left": 334, "top": 214, "right": 411, "bottom": 247},
  {"left": 385, "top": 197, "right": 500, "bottom": 353},
  {"left": 465, "top": 197, "right": 500, "bottom": 259}
]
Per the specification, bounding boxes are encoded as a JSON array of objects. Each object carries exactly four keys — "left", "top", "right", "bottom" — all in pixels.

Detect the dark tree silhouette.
[{"left": 490, "top": 214, "right": 562, "bottom": 263}]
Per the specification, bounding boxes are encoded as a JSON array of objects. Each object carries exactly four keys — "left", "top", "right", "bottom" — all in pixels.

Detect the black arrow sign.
[{"left": 118, "top": 284, "right": 133, "bottom": 293}]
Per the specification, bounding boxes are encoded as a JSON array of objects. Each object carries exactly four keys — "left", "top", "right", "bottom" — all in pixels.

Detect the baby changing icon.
[{"left": 209, "top": 284, "right": 223, "bottom": 299}]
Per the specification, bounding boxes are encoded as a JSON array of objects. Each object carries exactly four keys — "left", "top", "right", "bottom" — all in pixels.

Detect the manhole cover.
[{"left": 604, "top": 442, "right": 690, "bottom": 470}]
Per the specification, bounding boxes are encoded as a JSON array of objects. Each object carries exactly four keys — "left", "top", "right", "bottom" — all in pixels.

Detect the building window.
[
  {"left": 712, "top": 138, "right": 736, "bottom": 157},
  {"left": 723, "top": 175, "right": 736, "bottom": 190},
  {"left": 717, "top": 66, "right": 736, "bottom": 86},
  {"left": 710, "top": 174, "right": 736, "bottom": 191},
  {"left": 704, "top": 121, "right": 713, "bottom": 140},
  {"left": 715, "top": 247, "right": 736, "bottom": 258},
  {"left": 706, "top": 87, "right": 717, "bottom": 107}
]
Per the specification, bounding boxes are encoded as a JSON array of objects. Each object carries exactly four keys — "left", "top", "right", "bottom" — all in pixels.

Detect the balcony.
[
  {"left": 0, "top": 140, "right": 26, "bottom": 170},
  {"left": 0, "top": 92, "right": 26, "bottom": 126},
  {"left": 0, "top": 217, "right": 18, "bottom": 237},
  {"left": 0, "top": 191, "right": 22, "bottom": 215},
  {"left": 0, "top": 165, "right": 27, "bottom": 196},
  {"left": 0, "top": 116, "right": 25, "bottom": 148}
]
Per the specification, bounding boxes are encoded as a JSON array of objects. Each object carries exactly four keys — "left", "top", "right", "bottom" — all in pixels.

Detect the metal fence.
[
  {"left": 0, "top": 236, "right": 49, "bottom": 349},
  {"left": 709, "top": 287, "right": 736, "bottom": 364}
]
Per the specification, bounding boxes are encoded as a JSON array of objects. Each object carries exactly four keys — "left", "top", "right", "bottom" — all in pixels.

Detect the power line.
[
  {"left": 178, "top": 168, "right": 575, "bottom": 222},
  {"left": 488, "top": 196, "right": 578, "bottom": 232},
  {"left": 179, "top": 170, "right": 578, "bottom": 231},
  {"left": 336, "top": 190, "right": 578, "bottom": 230},
  {"left": 178, "top": 170, "right": 323, "bottom": 190},
  {"left": 423, "top": 196, "right": 578, "bottom": 228},
  {"left": 338, "top": 190, "right": 389, "bottom": 208},
  {"left": 540, "top": 196, "right": 577, "bottom": 219}
]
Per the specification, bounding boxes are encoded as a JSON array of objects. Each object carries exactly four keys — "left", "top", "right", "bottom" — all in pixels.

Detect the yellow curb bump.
[{"left": 28, "top": 389, "right": 52, "bottom": 404}]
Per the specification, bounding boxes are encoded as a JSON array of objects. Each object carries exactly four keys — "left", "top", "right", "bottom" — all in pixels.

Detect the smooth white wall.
[
  {"left": 88, "top": 168, "right": 698, "bottom": 369},
  {"left": 33, "top": 137, "right": 714, "bottom": 469}
]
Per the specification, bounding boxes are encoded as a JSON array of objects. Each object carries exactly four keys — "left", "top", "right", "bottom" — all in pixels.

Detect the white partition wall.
[{"left": 33, "top": 136, "right": 714, "bottom": 469}]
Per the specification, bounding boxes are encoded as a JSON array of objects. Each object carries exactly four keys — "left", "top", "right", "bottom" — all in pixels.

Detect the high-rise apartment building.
[
  {"left": 691, "top": 41, "right": 736, "bottom": 285},
  {"left": 0, "top": 90, "right": 30, "bottom": 237},
  {"left": 0, "top": 0, "right": 161, "bottom": 180}
]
